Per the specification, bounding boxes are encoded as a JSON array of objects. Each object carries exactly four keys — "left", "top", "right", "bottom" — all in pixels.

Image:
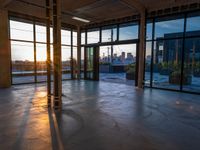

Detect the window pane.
[
  {"left": 99, "top": 44, "right": 137, "bottom": 85},
  {"left": 186, "top": 15, "right": 200, "bottom": 37},
  {"left": 50, "top": 27, "right": 53, "bottom": 44},
  {"left": 62, "top": 46, "right": 71, "bottom": 79},
  {"left": 10, "top": 20, "right": 33, "bottom": 41},
  {"left": 73, "top": 47, "right": 78, "bottom": 78},
  {"left": 155, "top": 18, "right": 184, "bottom": 39},
  {"left": 36, "top": 25, "right": 46, "bottom": 42},
  {"left": 99, "top": 46, "right": 112, "bottom": 64},
  {"left": 145, "top": 42, "right": 152, "bottom": 86},
  {"left": 81, "top": 32, "right": 85, "bottom": 45},
  {"left": 81, "top": 47, "right": 84, "bottom": 78},
  {"left": 183, "top": 38, "right": 200, "bottom": 93},
  {"left": 87, "top": 29, "right": 100, "bottom": 44},
  {"left": 152, "top": 39, "right": 183, "bottom": 90},
  {"left": 11, "top": 41, "right": 34, "bottom": 84},
  {"left": 73, "top": 31, "right": 77, "bottom": 46},
  {"left": 61, "top": 29, "right": 71, "bottom": 45},
  {"left": 119, "top": 23, "right": 138, "bottom": 40},
  {"left": 146, "top": 22, "right": 153, "bottom": 40},
  {"left": 102, "top": 26, "right": 117, "bottom": 42},
  {"left": 36, "top": 44, "right": 47, "bottom": 82}
]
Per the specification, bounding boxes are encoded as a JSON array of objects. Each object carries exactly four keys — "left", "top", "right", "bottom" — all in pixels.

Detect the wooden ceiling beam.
[
  {"left": 2, "top": 0, "right": 13, "bottom": 8},
  {"left": 120, "top": 0, "right": 145, "bottom": 13}
]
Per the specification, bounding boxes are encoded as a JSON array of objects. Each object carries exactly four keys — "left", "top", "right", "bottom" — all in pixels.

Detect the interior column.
[
  {"left": 46, "top": 0, "right": 51, "bottom": 106},
  {"left": 0, "top": 10, "right": 11, "bottom": 88},
  {"left": 52, "top": 0, "right": 62, "bottom": 109},
  {"left": 137, "top": 11, "right": 146, "bottom": 88}
]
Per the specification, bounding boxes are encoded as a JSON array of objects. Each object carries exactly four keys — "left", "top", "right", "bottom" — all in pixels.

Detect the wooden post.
[{"left": 52, "top": 0, "right": 62, "bottom": 109}]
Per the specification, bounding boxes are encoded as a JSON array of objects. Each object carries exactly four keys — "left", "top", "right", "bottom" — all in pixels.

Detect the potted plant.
[
  {"left": 126, "top": 63, "right": 135, "bottom": 80},
  {"left": 159, "top": 62, "right": 172, "bottom": 75},
  {"left": 169, "top": 66, "right": 192, "bottom": 85}
]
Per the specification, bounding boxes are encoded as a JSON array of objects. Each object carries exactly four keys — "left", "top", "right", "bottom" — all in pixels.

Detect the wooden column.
[
  {"left": 52, "top": 0, "right": 62, "bottom": 109},
  {"left": 46, "top": 0, "right": 51, "bottom": 106},
  {"left": 0, "top": 10, "right": 11, "bottom": 88},
  {"left": 137, "top": 11, "right": 146, "bottom": 88}
]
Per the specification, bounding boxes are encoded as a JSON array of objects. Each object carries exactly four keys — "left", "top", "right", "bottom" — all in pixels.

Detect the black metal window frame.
[
  {"left": 80, "top": 21, "right": 140, "bottom": 82},
  {"left": 144, "top": 10, "right": 200, "bottom": 95},
  {"left": 81, "top": 20, "right": 139, "bottom": 47},
  {"left": 9, "top": 17, "right": 77, "bottom": 85}
]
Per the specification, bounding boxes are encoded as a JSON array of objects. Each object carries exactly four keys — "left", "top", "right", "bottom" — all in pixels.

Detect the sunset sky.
[{"left": 10, "top": 15, "right": 200, "bottom": 61}]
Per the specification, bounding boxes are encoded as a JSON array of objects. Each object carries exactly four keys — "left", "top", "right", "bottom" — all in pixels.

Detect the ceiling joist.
[
  {"left": 120, "top": 0, "right": 145, "bottom": 14},
  {"left": 2, "top": 0, "right": 13, "bottom": 8}
]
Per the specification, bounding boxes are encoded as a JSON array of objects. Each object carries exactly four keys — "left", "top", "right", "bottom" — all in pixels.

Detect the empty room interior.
[{"left": 0, "top": 0, "right": 200, "bottom": 150}]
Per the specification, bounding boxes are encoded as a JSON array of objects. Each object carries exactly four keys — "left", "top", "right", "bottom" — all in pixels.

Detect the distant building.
[
  {"left": 155, "top": 31, "right": 200, "bottom": 64},
  {"left": 121, "top": 52, "right": 125, "bottom": 63}
]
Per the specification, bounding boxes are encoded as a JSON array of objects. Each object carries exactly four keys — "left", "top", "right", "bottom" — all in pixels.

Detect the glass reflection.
[
  {"left": 183, "top": 38, "right": 200, "bottom": 92},
  {"left": 152, "top": 39, "right": 183, "bottom": 90},
  {"left": 11, "top": 41, "right": 35, "bottom": 84},
  {"left": 99, "top": 44, "right": 137, "bottom": 85},
  {"left": 119, "top": 23, "right": 138, "bottom": 40}
]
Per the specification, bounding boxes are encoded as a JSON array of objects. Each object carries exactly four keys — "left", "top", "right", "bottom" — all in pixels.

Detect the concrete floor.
[{"left": 0, "top": 80, "right": 200, "bottom": 150}]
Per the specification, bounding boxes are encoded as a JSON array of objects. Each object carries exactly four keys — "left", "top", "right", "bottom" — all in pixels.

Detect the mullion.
[
  {"left": 33, "top": 21, "right": 37, "bottom": 83},
  {"left": 180, "top": 14, "right": 187, "bottom": 91}
]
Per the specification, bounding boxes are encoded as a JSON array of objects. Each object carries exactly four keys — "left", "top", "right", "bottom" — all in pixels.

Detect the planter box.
[
  {"left": 126, "top": 72, "right": 135, "bottom": 80},
  {"left": 169, "top": 74, "right": 192, "bottom": 85}
]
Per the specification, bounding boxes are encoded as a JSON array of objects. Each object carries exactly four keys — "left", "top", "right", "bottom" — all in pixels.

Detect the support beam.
[
  {"left": 53, "top": 0, "right": 62, "bottom": 109},
  {"left": 1, "top": 0, "right": 13, "bottom": 8},
  {"left": 77, "top": 26, "right": 81, "bottom": 79},
  {"left": 46, "top": 0, "right": 51, "bottom": 106},
  {"left": 137, "top": 11, "right": 146, "bottom": 88},
  {"left": 0, "top": 10, "right": 11, "bottom": 88},
  {"left": 120, "top": 0, "right": 145, "bottom": 14}
]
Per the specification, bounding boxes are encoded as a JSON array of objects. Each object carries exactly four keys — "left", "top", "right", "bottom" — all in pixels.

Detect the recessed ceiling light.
[{"left": 72, "top": 16, "right": 90, "bottom": 23}]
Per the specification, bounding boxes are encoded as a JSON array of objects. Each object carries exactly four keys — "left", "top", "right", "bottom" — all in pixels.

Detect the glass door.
[{"left": 84, "top": 46, "right": 99, "bottom": 80}]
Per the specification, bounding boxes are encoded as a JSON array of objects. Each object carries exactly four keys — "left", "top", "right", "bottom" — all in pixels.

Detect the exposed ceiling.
[{"left": 0, "top": 0, "right": 199, "bottom": 27}]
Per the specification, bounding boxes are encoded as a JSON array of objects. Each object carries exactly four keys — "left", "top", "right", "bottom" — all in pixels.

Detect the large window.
[
  {"left": 10, "top": 20, "right": 35, "bottom": 84},
  {"left": 11, "top": 41, "right": 35, "bottom": 84},
  {"left": 145, "top": 12, "right": 200, "bottom": 93},
  {"left": 10, "top": 19, "right": 77, "bottom": 84},
  {"left": 81, "top": 21, "right": 140, "bottom": 85},
  {"left": 99, "top": 44, "right": 137, "bottom": 85},
  {"left": 152, "top": 39, "right": 183, "bottom": 90}
]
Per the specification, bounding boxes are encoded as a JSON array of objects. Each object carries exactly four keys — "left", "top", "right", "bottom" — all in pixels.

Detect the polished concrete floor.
[{"left": 0, "top": 80, "right": 200, "bottom": 150}]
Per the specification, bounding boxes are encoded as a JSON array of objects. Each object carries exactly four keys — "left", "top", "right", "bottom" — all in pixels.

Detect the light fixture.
[{"left": 72, "top": 16, "right": 90, "bottom": 23}]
